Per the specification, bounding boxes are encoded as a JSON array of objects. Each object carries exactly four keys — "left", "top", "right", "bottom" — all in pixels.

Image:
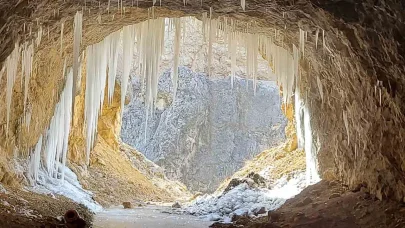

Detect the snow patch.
[
  {"left": 185, "top": 172, "right": 306, "bottom": 222},
  {"left": 28, "top": 165, "right": 102, "bottom": 213}
]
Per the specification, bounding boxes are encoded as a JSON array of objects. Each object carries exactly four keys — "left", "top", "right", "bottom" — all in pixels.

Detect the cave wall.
[
  {"left": 121, "top": 67, "right": 286, "bottom": 192},
  {"left": 0, "top": 0, "right": 404, "bottom": 201}
]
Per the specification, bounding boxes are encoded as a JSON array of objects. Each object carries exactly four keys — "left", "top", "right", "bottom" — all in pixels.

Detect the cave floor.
[{"left": 93, "top": 205, "right": 213, "bottom": 228}]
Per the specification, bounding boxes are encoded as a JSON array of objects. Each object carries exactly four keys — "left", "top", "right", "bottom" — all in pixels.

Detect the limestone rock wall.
[{"left": 121, "top": 67, "right": 286, "bottom": 192}]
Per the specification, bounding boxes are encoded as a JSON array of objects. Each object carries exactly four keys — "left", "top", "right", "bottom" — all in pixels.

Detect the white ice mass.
[{"left": 185, "top": 172, "right": 307, "bottom": 222}]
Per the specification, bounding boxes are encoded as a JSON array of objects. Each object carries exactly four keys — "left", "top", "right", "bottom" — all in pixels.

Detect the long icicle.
[
  {"left": 208, "top": 8, "right": 213, "bottom": 76},
  {"left": 121, "top": 25, "right": 135, "bottom": 117},
  {"left": 172, "top": 18, "right": 181, "bottom": 99},
  {"left": 60, "top": 22, "right": 64, "bottom": 56},
  {"left": 22, "top": 42, "right": 34, "bottom": 114},
  {"left": 6, "top": 42, "right": 20, "bottom": 136},
  {"left": 107, "top": 30, "right": 121, "bottom": 104},
  {"left": 72, "top": 11, "right": 83, "bottom": 118}
]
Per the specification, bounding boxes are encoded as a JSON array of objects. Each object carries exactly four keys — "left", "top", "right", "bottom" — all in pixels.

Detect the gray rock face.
[{"left": 120, "top": 67, "right": 287, "bottom": 192}]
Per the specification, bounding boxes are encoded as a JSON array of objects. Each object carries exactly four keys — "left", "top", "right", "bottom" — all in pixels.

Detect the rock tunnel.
[{"left": 0, "top": 0, "right": 404, "bottom": 227}]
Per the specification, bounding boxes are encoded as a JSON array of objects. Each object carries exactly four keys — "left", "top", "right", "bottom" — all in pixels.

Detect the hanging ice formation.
[
  {"left": 304, "top": 105, "right": 319, "bottom": 184},
  {"left": 315, "top": 28, "right": 319, "bottom": 49},
  {"left": 316, "top": 75, "right": 324, "bottom": 102},
  {"left": 60, "top": 22, "right": 64, "bottom": 56},
  {"left": 21, "top": 42, "right": 34, "bottom": 113},
  {"left": 107, "top": 30, "right": 121, "bottom": 104},
  {"left": 246, "top": 33, "right": 258, "bottom": 93},
  {"left": 6, "top": 42, "right": 20, "bottom": 136},
  {"left": 343, "top": 110, "right": 350, "bottom": 146},
  {"left": 121, "top": 25, "right": 135, "bottom": 117},
  {"left": 84, "top": 37, "right": 109, "bottom": 165},
  {"left": 0, "top": 65, "right": 5, "bottom": 84},
  {"left": 229, "top": 22, "right": 237, "bottom": 88},
  {"left": 36, "top": 26, "right": 43, "bottom": 48},
  {"left": 241, "top": 0, "right": 246, "bottom": 11},
  {"left": 207, "top": 8, "right": 214, "bottom": 76},
  {"left": 72, "top": 11, "right": 83, "bottom": 116},
  {"left": 172, "top": 18, "right": 181, "bottom": 99},
  {"left": 322, "top": 29, "right": 325, "bottom": 51},
  {"left": 28, "top": 135, "right": 43, "bottom": 185},
  {"left": 299, "top": 28, "right": 305, "bottom": 57},
  {"left": 29, "top": 67, "right": 74, "bottom": 183}
]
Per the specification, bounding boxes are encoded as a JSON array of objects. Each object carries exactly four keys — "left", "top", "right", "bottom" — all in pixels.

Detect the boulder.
[
  {"left": 252, "top": 207, "right": 266, "bottom": 215},
  {"left": 268, "top": 211, "right": 280, "bottom": 222},
  {"left": 223, "top": 173, "right": 267, "bottom": 193},
  {"left": 172, "top": 202, "right": 181, "bottom": 208},
  {"left": 122, "top": 202, "right": 132, "bottom": 209}
]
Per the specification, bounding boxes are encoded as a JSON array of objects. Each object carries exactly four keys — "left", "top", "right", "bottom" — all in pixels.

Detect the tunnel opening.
[{"left": 0, "top": 0, "right": 405, "bottom": 227}]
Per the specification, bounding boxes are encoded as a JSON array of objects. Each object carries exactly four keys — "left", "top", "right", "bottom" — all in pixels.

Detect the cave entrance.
[
  {"left": 97, "top": 15, "right": 313, "bottom": 223},
  {"left": 118, "top": 16, "right": 291, "bottom": 194}
]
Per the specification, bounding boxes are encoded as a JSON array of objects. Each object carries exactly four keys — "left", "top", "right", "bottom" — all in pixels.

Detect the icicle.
[
  {"left": 241, "top": 0, "right": 245, "bottom": 11},
  {"left": 315, "top": 28, "right": 319, "bottom": 49},
  {"left": 208, "top": 8, "right": 213, "bottom": 76},
  {"left": 121, "top": 25, "right": 134, "bottom": 117},
  {"left": 202, "top": 12, "right": 207, "bottom": 42},
  {"left": 60, "top": 22, "right": 64, "bottom": 56},
  {"left": 316, "top": 75, "right": 323, "bottom": 103},
  {"left": 172, "top": 18, "right": 181, "bottom": 99},
  {"left": 24, "top": 105, "right": 32, "bottom": 130},
  {"left": 0, "top": 65, "right": 5, "bottom": 84},
  {"left": 84, "top": 37, "right": 109, "bottom": 165},
  {"left": 6, "top": 42, "right": 20, "bottom": 135},
  {"left": 107, "top": 30, "right": 121, "bottom": 104},
  {"left": 97, "top": 14, "right": 102, "bottom": 24},
  {"left": 322, "top": 29, "right": 325, "bottom": 51},
  {"left": 42, "top": 66, "right": 73, "bottom": 181},
  {"left": 29, "top": 135, "right": 42, "bottom": 184},
  {"left": 343, "top": 110, "right": 350, "bottom": 146},
  {"left": 36, "top": 26, "right": 43, "bottom": 47},
  {"left": 304, "top": 105, "right": 319, "bottom": 184},
  {"left": 246, "top": 33, "right": 258, "bottom": 93},
  {"left": 72, "top": 11, "right": 83, "bottom": 117},
  {"left": 299, "top": 28, "right": 305, "bottom": 57},
  {"left": 182, "top": 17, "right": 186, "bottom": 44},
  {"left": 230, "top": 31, "right": 236, "bottom": 88},
  {"left": 135, "top": 17, "right": 166, "bottom": 142},
  {"left": 22, "top": 42, "right": 34, "bottom": 113}
]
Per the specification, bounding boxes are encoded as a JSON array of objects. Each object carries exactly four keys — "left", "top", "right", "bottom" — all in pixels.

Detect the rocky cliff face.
[{"left": 121, "top": 67, "right": 286, "bottom": 192}]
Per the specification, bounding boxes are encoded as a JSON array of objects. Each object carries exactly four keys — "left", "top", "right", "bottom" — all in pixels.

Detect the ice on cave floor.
[
  {"left": 184, "top": 172, "right": 306, "bottom": 222},
  {"left": 28, "top": 165, "right": 102, "bottom": 212}
]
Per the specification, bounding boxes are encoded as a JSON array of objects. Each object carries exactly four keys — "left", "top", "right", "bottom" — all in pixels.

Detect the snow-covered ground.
[
  {"left": 28, "top": 166, "right": 102, "bottom": 212},
  {"left": 184, "top": 172, "right": 307, "bottom": 222}
]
